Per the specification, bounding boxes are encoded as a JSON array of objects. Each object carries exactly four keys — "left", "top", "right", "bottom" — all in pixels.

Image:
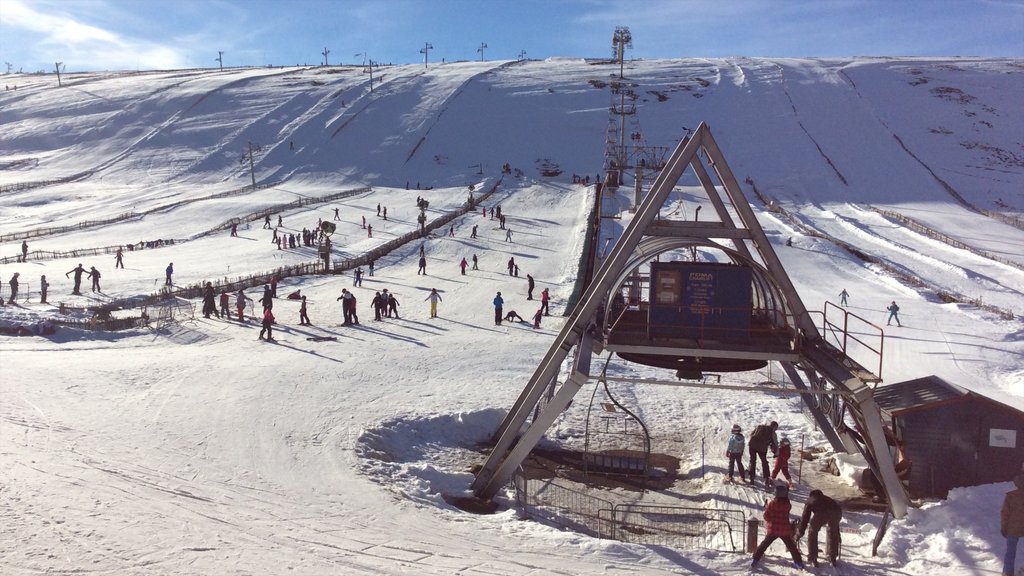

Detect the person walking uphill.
[
  {"left": 751, "top": 483, "right": 804, "bottom": 569},
  {"left": 493, "top": 291, "right": 504, "bottom": 325},
  {"left": 798, "top": 489, "right": 843, "bottom": 568},
  {"left": 748, "top": 421, "right": 779, "bottom": 486},
  {"left": 425, "top": 288, "right": 442, "bottom": 318},
  {"left": 66, "top": 263, "right": 87, "bottom": 295},
  {"left": 1002, "top": 471, "right": 1024, "bottom": 576},
  {"left": 725, "top": 424, "right": 746, "bottom": 482},
  {"left": 258, "top": 308, "right": 275, "bottom": 341}
]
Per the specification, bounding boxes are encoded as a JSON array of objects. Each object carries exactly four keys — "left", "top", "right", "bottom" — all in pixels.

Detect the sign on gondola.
[{"left": 648, "top": 262, "right": 752, "bottom": 341}]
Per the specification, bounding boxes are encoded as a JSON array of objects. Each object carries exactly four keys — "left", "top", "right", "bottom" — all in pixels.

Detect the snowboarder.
[
  {"left": 258, "top": 308, "right": 276, "bottom": 341},
  {"left": 726, "top": 424, "right": 746, "bottom": 482},
  {"left": 540, "top": 288, "right": 550, "bottom": 316},
  {"left": 202, "top": 282, "right": 218, "bottom": 318},
  {"left": 8, "top": 273, "right": 20, "bottom": 303},
  {"left": 839, "top": 289, "right": 849, "bottom": 307},
  {"left": 887, "top": 301, "right": 902, "bottom": 326},
  {"left": 40, "top": 275, "right": 49, "bottom": 304},
  {"left": 748, "top": 421, "right": 779, "bottom": 486},
  {"left": 425, "top": 288, "right": 442, "bottom": 318},
  {"left": 771, "top": 437, "right": 793, "bottom": 487},
  {"left": 236, "top": 289, "right": 252, "bottom": 321},
  {"left": 798, "top": 489, "right": 843, "bottom": 568},
  {"left": 1001, "top": 471, "right": 1024, "bottom": 576},
  {"left": 459, "top": 258, "right": 468, "bottom": 275},
  {"left": 115, "top": 247, "right": 124, "bottom": 268},
  {"left": 66, "top": 263, "right": 86, "bottom": 295},
  {"left": 527, "top": 274, "right": 535, "bottom": 300},
  {"left": 532, "top": 308, "right": 543, "bottom": 329},
  {"left": 472, "top": 254, "right": 478, "bottom": 270},
  {"left": 165, "top": 263, "right": 174, "bottom": 286},
  {"left": 418, "top": 256, "right": 427, "bottom": 275},
  {"left": 493, "top": 291, "right": 504, "bottom": 325},
  {"left": 751, "top": 483, "right": 804, "bottom": 569}
]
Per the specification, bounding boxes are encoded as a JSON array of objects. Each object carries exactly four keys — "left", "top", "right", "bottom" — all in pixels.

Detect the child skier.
[
  {"left": 726, "top": 424, "right": 746, "bottom": 482},
  {"left": 771, "top": 436, "right": 793, "bottom": 487}
]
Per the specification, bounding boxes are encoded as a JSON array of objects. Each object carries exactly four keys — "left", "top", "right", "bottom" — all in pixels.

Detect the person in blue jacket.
[
  {"left": 493, "top": 291, "right": 504, "bottom": 325},
  {"left": 726, "top": 424, "right": 747, "bottom": 482}
]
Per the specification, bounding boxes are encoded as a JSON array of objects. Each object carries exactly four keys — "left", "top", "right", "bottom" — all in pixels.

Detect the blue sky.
[{"left": 2, "top": 0, "right": 1022, "bottom": 72}]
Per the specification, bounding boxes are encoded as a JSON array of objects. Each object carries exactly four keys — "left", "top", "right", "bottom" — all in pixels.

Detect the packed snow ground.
[{"left": 1, "top": 57, "right": 1022, "bottom": 575}]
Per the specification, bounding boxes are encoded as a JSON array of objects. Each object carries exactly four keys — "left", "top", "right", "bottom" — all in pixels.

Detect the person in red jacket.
[
  {"left": 771, "top": 436, "right": 793, "bottom": 487},
  {"left": 752, "top": 483, "right": 804, "bottom": 569}
]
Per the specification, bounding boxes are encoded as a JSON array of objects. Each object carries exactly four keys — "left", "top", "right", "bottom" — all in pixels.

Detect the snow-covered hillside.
[{"left": 0, "top": 58, "right": 1022, "bottom": 575}]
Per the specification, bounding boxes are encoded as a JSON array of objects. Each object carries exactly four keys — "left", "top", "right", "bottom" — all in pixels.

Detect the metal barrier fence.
[{"left": 513, "top": 467, "right": 745, "bottom": 552}]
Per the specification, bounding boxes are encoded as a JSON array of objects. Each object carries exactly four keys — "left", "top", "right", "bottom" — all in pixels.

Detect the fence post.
[{"left": 746, "top": 517, "right": 760, "bottom": 553}]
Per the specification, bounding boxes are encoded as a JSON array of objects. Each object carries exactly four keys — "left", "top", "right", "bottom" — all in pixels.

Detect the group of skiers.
[{"left": 728, "top": 420, "right": 844, "bottom": 569}]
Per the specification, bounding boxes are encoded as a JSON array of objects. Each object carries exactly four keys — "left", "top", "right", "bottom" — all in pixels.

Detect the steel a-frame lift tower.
[{"left": 470, "top": 122, "right": 910, "bottom": 520}]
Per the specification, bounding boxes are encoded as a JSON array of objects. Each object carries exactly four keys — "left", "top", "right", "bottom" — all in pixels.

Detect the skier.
[
  {"left": 507, "top": 257, "right": 515, "bottom": 276},
  {"left": 839, "top": 289, "right": 849, "bottom": 307},
  {"left": 66, "top": 263, "right": 86, "bottom": 295},
  {"left": 472, "top": 254, "right": 478, "bottom": 270},
  {"left": 8, "top": 273, "right": 19, "bottom": 303},
  {"left": 259, "top": 285, "right": 273, "bottom": 313},
  {"left": 333, "top": 207, "right": 341, "bottom": 221},
  {"left": 540, "top": 288, "right": 550, "bottom": 316},
  {"left": 264, "top": 215, "right": 271, "bottom": 229},
  {"left": 165, "top": 263, "right": 174, "bottom": 286},
  {"left": 202, "top": 282, "right": 218, "bottom": 318},
  {"left": 425, "top": 288, "right": 442, "bottom": 318},
  {"left": 504, "top": 310, "right": 526, "bottom": 323},
  {"left": 354, "top": 268, "right": 363, "bottom": 286},
  {"left": 418, "top": 255, "right": 427, "bottom": 275},
  {"left": 337, "top": 289, "right": 354, "bottom": 325},
  {"left": 748, "top": 421, "right": 779, "bottom": 486},
  {"left": 371, "top": 291, "right": 384, "bottom": 321},
  {"left": 387, "top": 292, "right": 400, "bottom": 319},
  {"left": 40, "top": 275, "right": 49, "bottom": 304},
  {"left": 532, "top": 308, "right": 543, "bottom": 329},
  {"left": 236, "top": 289, "right": 252, "bottom": 321},
  {"left": 471, "top": 225, "right": 478, "bottom": 239},
  {"left": 115, "top": 247, "right": 124, "bottom": 268},
  {"left": 459, "top": 257, "right": 468, "bottom": 275},
  {"left": 797, "top": 489, "right": 843, "bottom": 568},
  {"left": 87, "top": 264, "right": 99, "bottom": 291},
  {"left": 887, "top": 301, "right": 902, "bottom": 326},
  {"left": 771, "top": 437, "right": 793, "bottom": 487},
  {"left": 726, "top": 424, "right": 746, "bottom": 482},
  {"left": 493, "top": 291, "right": 504, "bottom": 325},
  {"left": 527, "top": 274, "right": 535, "bottom": 300},
  {"left": 258, "top": 308, "right": 276, "bottom": 341},
  {"left": 505, "top": 228, "right": 513, "bottom": 242},
  {"left": 448, "top": 224, "right": 455, "bottom": 237},
  {"left": 751, "top": 483, "right": 804, "bottom": 569}
]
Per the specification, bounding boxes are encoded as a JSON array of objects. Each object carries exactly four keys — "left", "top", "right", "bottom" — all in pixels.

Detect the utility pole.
[
  {"left": 420, "top": 42, "right": 433, "bottom": 68},
  {"left": 518, "top": 50, "right": 527, "bottom": 61},
  {"left": 612, "top": 26, "right": 632, "bottom": 79},
  {"left": 322, "top": 47, "right": 330, "bottom": 66},
  {"left": 477, "top": 42, "right": 487, "bottom": 61},
  {"left": 55, "top": 62, "right": 63, "bottom": 87},
  {"left": 216, "top": 51, "right": 224, "bottom": 71},
  {"left": 4, "top": 62, "right": 12, "bottom": 74}
]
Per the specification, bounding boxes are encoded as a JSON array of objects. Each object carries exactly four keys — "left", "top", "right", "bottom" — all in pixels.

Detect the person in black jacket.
[
  {"left": 797, "top": 489, "right": 843, "bottom": 567},
  {"left": 748, "top": 421, "right": 779, "bottom": 486}
]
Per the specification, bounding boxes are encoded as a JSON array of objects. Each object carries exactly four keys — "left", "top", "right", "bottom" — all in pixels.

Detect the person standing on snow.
[
  {"left": 1002, "top": 470, "right": 1024, "bottom": 576},
  {"left": 219, "top": 290, "right": 230, "bottom": 319},
  {"left": 748, "top": 421, "right": 779, "bottom": 486},
  {"left": 505, "top": 227, "right": 513, "bottom": 242},
  {"left": 527, "top": 274, "right": 535, "bottom": 300},
  {"left": 472, "top": 254, "right": 478, "bottom": 270},
  {"left": 886, "top": 301, "right": 902, "bottom": 327},
  {"left": 298, "top": 296, "right": 311, "bottom": 325},
  {"left": 258, "top": 308, "right": 276, "bottom": 341},
  {"left": 371, "top": 291, "right": 384, "bottom": 321},
  {"left": 771, "top": 437, "right": 793, "bottom": 487},
  {"left": 751, "top": 483, "right": 804, "bottom": 569},
  {"left": 40, "top": 275, "right": 49, "bottom": 304},
  {"left": 236, "top": 288, "right": 252, "bottom": 321},
  {"left": 726, "top": 424, "right": 747, "bottom": 482},
  {"left": 532, "top": 308, "right": 543, "bottom": 329},
  {"left": 418, "top": 255, "right": 427, "bottom": 275},
  {"left": 459, "top": 258, "right": 468, "bottom": 275},
  {"left": 20, "top": 240, "right": 28, "bottom": 262},
  {"left": 425, "top": 288, "right": 442, "bottom": 318},
  {"left": 507, "top": 257, "right": 515, "bottom": 276},
  {"left": 66, "top": 263, "right": 87, "bottom": 295},
  {"left": 8, "top": 273, "right": 20, "bottom": 303},
  {"left": 540, "top": 288, "right": 550, "bottom": 316},
  {"left": 202, "top": 282, "right": 219, "bottom": 318},
  {"left": 797, "top": 489, "right": 843, "bottom": 568},
  {"left": 337, "top": 289, "right": 354, "bottom": 325},
  {"left": 493, "top": 291, "right": 504, "bottom": 325},
  {"left": 839, "top": 289, "right": 849, "bottom": 307},
  {"left": 387, "top": 292, "right": 400, "bottom": 319},
  {"left": 115, "top": 247, "right": 124, "bottom": 269},
  {"left": 165, "top": 262, "right": 174, "bottom": 286}
]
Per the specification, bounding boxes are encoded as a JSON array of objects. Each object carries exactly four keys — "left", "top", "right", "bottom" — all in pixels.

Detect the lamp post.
[{"left": 420, "top": 42, "right": 433, "bottom": 68}]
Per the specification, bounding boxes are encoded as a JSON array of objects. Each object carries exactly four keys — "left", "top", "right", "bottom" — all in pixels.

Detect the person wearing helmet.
[
  {"left": 772, "top": 436, "right": 793, "bottom": 487},
  {"left": 493, "top": 291, "right": 504, "bottom": 325},
  {"left": 749, "top": 421, "right": 780, "bottom": 486},
  {"left": 725, "top": 424, "right": 747, "bottom": 482},
  {"left": 752, "top": 481, "right": 804, "bottom": 569}
]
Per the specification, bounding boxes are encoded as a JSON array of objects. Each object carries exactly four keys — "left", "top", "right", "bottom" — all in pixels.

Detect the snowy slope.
[{"left": 1, "top": 58, "right": 1022, "bottom": 575}]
